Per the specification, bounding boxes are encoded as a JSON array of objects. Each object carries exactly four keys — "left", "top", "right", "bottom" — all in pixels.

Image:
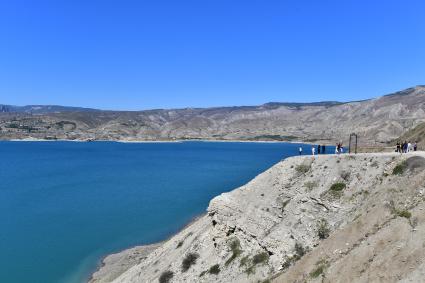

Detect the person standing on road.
[
  {"left": 312, "top": 145, "right": 315, "bottom": 156},
  {"left": 318, "top": 145, "right": 321, "bottom": 154},
  {"left": 299, "top": 146, "right": 303, "bottom": 155}
]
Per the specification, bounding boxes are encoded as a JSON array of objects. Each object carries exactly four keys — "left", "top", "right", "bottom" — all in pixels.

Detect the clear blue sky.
[{"left": 1, "top": 0, "right": 424, "bottom": 110}]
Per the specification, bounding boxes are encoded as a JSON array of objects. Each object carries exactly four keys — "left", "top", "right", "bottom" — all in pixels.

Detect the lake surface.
[{"left": 0, "top": 141, "right": 329, "bottom": 283}]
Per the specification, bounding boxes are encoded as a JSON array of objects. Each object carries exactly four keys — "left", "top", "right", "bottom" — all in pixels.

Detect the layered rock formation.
[
  {"left": 90, "top": 151, "right": 425, "bottom": 283},
  {"left": 1, "top": 86, "right": 425, "bottom": 145}
]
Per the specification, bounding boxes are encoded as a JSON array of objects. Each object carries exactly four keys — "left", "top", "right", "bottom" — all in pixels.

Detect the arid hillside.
[
  {"left": 90, "top": 151, "right": 425, "bottom": 283},
  {"left": 396, "top": 121, "right": 425, "bottom": 149},
  {"left": 1, "top": 86, "right": 425, "bottom": 145}
]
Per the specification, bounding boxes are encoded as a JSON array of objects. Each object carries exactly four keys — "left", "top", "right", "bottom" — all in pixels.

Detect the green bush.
[
  {"left": 330, "top": 182, "right": 346, "bottom": 191},
  {"left": 159, "top": 270, "right": 174, "bottom": 283},
  {"left": 396, "top": 209, "right": 411, "bottom": 219},
  {"left": 294, "top": 242, "right": 306, "bottom": 258},
  {"left": 389, "top": 200, "right": 412, "bottom": 219},
  {"left": 393, "top": 161, "right": 407, "bottom": 175},
  {"left": 310, "top": 264, "right": 325, "bottom": 278},
  {"left": 252, "top": 252, "right": 269, "bottom": 265},
  {"left": 309, "top": 259, "right": 328, "bottom": 278},
  {"left": 239, "top": 255, "right": 250, "bottom": 267},
  {"left": 208, "top": 264, "right": 220, "bottom": 275},
  {"left": 181, "top": 253, "right": 199, "bottom": 272},
  {"left": 295, "top": 164, "right": 310, "bottom": 174},
  {"left": 317, "top": 219, "right": 330, "bottom": 239}
]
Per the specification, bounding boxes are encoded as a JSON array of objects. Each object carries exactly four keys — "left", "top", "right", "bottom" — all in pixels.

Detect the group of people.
[
  {"left": 299, "top": 144, "right": 327, "bottom": 156},
  {"left": 298, "top": 140, "right": 419, "bottom": 156},
  {"left": 396, "top": 141, "right": 418, "bottom": 153}
]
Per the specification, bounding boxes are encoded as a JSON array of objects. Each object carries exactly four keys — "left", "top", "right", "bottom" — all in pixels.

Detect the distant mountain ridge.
[
  {"left": 1, "top": 85, "right": 424, "bottom": 145},
  {"left": 0, "top": 104, "right": 99, "bottom": 114},
  {"left": 0, "top": 101, "right": 346, "bottom": 114}
]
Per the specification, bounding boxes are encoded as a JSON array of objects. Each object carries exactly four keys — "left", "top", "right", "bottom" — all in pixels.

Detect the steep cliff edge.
[{"left": 90, "top": 152, "right": 425, "bottom": 283}]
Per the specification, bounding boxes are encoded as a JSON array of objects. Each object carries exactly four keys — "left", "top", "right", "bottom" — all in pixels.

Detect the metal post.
[{"left": 348, "top": 133, "right": 358, "bottom": 154}]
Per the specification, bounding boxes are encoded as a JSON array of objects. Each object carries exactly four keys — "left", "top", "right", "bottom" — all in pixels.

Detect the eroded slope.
[{"left": 91, "top": 152, "right": 425, "bottom": 283}]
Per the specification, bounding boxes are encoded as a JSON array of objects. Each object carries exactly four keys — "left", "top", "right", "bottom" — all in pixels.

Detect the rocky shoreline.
[
  {"left": 87, "top": 151, "right": 425, "bottom": 282},
  {"left": 88, "top": 244, "right": 161, "bottom": 283},
  {"left": 88, "top": 214, "right": 206, "bottom": 283}
]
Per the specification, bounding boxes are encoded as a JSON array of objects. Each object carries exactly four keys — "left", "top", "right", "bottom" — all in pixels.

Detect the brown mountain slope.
[
  {"left": 272, "top": 154, "right": 425, "bottom": 283},
  {"left": 396, "top": 121, "right": 425, "bottom": 149},
  {"left": 1, "top": 86, "right": 425, "bottom": 145}
]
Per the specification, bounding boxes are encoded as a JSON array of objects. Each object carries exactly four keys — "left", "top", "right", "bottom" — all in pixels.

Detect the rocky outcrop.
[
  {"left": 2, "top": 86, "right": 425, "bottom": 145},
  {"left": 91, "top": 151, "right": 425, "bottom": 282}
]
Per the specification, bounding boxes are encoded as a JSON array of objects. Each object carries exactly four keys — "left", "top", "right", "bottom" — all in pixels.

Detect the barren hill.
[
  {"left": 90, "top": 151, "right": 425, "bottom": 283},
  {"left": 1, "top": 86, "right": 425, "bottom": 145},
  {"left": 397, "top": 121, "right": 425, "bottom": 149}
]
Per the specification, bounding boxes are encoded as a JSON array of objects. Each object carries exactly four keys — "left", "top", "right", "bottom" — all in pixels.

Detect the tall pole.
[{"left": 355, "top": 134, "right": 357, "bottom": 154}]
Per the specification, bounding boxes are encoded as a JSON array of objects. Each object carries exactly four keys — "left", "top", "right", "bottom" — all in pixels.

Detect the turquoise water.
[{"left": 0, "top": 141, "right": 324, "bottom": 283}]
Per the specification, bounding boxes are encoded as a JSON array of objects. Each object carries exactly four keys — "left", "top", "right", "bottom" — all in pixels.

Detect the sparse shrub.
[
  {"left": 371, "top": 161, "right": 379, "bottom": 168},
  {"left": 330, "top": 182, "right": 346, "bottom": 191},
  {"left": 304, "top": 181, "right": 318, "bottom": 191},
  {"left": 396, "top": 209, "right": 411, "bottom": 219},
  {"left": 176, "top": 241, "right": 183, "bottom": 248},
  {"left": 310, "top": 264, "right": 325, "bottom": 278},
  {"left": 199, "top": 270, "right": 207, "bottom": 277},
  {"left": 225, "top": 238, "right": 242, "bottom": 265},
  {"left": 340, "top": 170, "right": 351, "bottom": 181},
  {"left": 388, "top": 200, "right": 412, "bottom": 219},
  {"left": 181, "top": 252, "right": 199, "bottom": 272},
  {"left": 309, "top": 259, "right": 328, "bottom": 278},
  {"left": 252, "top": 252, "right": 269, "bottom": 265},
  {"left": 294, "top": 242, "right": 306, "bottom": 259},
  {"left": 159, "top": 270, "right": 174, "bottom": 283},
  {"left": 240, "top": 255, "right": 250, "bottom": 267},
  {"left": 295, "top": 164, "right": 310, "bottom": 174},
  {"left": 208, "top": 264, "right": 220, "bottom": 275},
  {"left": 393, "top": 161, "right": 407, "bottom": 175},
  {"left": 328, "top": 182, "right": 346, "bottom": 198},
  {"left": 317, "top": 219, "right": 330, "bottom": 239},
  {"left": 280, "top": 199, "right": 290, "bottom": 212}
]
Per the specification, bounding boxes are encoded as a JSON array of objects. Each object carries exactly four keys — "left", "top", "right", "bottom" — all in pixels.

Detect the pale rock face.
[{"left": 91, "top": 151, "right": 425, "bottom": 283}]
